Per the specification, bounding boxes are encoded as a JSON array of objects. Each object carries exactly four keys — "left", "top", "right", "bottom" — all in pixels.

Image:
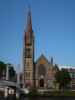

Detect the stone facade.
[
  {"left": 23, "top": 9, "right": 34, "bottom": 88},
  {"left": 35, "top": 55, "right": 56, "bottom": 89}
]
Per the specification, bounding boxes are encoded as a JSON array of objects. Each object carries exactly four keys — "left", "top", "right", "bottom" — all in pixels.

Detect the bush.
[{"left": 28, "top": 88, "right": 39, "bottom": 96}]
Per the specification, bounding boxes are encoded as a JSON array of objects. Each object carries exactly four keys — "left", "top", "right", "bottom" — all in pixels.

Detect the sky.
[{"left": 0, "top": 0, "right": 75, "bottom": 71}]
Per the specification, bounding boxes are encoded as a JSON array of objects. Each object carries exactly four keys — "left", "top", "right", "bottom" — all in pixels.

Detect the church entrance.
[{"left": 39, "top": 78, "right": 44, "bottom": 87}]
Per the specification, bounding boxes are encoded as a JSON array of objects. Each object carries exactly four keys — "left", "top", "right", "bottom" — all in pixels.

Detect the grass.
[
  {"left": 46, "top": 91, "right": 75, "bottom": 96},
  {"left": 27, "top": 90, "right": 75, "bottom": 96}
]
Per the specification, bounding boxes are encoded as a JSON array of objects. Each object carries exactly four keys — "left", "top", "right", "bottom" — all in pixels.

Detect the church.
[{"left": 23, "top": 9, "right": 57, "bottom": 90}]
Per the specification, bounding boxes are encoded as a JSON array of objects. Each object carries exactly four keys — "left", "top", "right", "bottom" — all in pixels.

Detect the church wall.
[
  {"left": 35, "top": 57, "right": 54, "bottom": 89},
  {"left": 24, "top": 58, "right": 56, "bottom": 89}
]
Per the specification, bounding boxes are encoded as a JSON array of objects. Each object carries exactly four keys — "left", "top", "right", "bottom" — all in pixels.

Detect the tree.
[
  {"left": 8, "top": 65, "right": 16, "bottom": 81},
  {"left": 0, "top": 61, "right": 6, "bottom": 79},
  {"left": 55, "top": 68, "right": 71, "bottom": 90}
]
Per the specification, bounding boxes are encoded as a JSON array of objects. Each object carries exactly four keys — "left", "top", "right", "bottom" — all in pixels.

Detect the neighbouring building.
[
  {"left": 0, "top": 64, "right": 17, "bottom": 97},
  {"left": 23, "top": 9, "right": 57, "bottom": 90},
  {"left": 66, "top": 68, "right": 75, "bottom": 90},
  {"left": 0, "top": 63, "right": 16, "bottom": 82},
  {"left": 60, "top": 67, "right": 75, "bottom": 90}
]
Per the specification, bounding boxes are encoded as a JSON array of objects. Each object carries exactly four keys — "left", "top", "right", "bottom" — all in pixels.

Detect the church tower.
[{"left": 23, "top": 9, "right": 34, "bottom": 88}]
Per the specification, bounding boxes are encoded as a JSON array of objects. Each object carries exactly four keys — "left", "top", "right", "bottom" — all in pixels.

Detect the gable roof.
[{"left": 35, "top": 54, "right": 51, "bottom": 65}]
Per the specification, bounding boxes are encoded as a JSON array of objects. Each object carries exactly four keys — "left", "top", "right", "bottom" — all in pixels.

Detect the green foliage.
[
  {"left": 55, "top": 68, "right": 71, "bottom": 90},
  {"left": 51, "top": 91, "right": 75, "bottom": 96},
  {"left": 0, "top": 61, "right": 6, "bottom": 79},
  {"left": 8, "top": 65, "right": 16, "bottom": 81},
  {"left": 0, "top": 61, "right": 6, "bottom": 71},
  {"left": 28, "top": 88, "right": 39, "bottom": 96}
]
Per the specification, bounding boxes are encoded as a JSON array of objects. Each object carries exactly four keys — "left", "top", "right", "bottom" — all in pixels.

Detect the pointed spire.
[
  {"left": 24, "top": 7, "right": 33, "bottom": 45},
  {"left": 26, "top": 7, "right": 32, "bottom": 33}
]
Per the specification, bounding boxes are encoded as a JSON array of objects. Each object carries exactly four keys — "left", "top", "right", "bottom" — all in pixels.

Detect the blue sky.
[{"left": 0, "top": 0, "right": 75, "bottom": 71}]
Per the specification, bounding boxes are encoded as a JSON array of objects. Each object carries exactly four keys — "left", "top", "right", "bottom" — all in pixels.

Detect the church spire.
[
  {"left": 26, "top": 8, "right": 32, "bottom": 33},
  {"left": 24, "top": 8, "right": 33, "bottom": 45}
]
